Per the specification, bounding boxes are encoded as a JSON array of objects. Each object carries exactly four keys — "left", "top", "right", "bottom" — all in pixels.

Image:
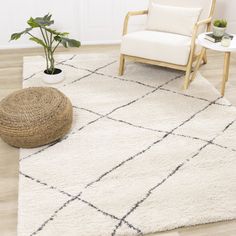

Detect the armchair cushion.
[
  {"left": 146, "top": 3, "right": 202, "bottom": 36},
  {"left": 121, "top": 30, "right": 192, "bottom": 66}
]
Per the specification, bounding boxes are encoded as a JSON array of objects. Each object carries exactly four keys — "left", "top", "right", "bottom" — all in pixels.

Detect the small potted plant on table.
[
  {"left": 213, "top": 19, "right": 227, "bottom": 38},
  {"left": 10, "top": 14, "right": 81, "bottom": 84}
]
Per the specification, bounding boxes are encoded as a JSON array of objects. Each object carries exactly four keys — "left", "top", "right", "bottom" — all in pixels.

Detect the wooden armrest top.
[
  {"left": 123, "top": 10, "right": 148, "bottom": 35},
  {"left": 196, "top": 17, "right": 212, "bottom": 27},
  {"left": 127, "top": 10, "right": 148, "bottom": 17}
]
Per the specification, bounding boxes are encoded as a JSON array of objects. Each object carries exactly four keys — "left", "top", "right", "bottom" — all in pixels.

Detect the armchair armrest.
[
  {"left": 190, "top": 17, "right": 213, "bottom": 54},
  {"left": 196, "top": 17, "right": 212, "bottom": 27},
  {"left": 123, "top": 10, "right": 148, "bottom": 36},
  {"left": 192, "top": 17, "right": 212, "bottom": 41}
]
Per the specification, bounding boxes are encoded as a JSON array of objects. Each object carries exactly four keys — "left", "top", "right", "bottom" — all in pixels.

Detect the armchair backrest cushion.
[
  {"left": 149, "top": 0, "right": 213, "bottom": 21},
  {"left": 146, "top": 4, "right": 202, "bottom": 36}
]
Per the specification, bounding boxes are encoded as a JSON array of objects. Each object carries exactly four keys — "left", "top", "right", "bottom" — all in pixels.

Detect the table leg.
[
  {"left": 191, "top": 48, "right": 206, "bottom": 82},
  {"left": 221, "top": 52, "right": 231, "bottom": 96}
]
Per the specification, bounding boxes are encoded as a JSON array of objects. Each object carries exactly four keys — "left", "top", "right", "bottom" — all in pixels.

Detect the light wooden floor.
[{"left": 0, "top": 46, "right": 236, "bottom": 236}]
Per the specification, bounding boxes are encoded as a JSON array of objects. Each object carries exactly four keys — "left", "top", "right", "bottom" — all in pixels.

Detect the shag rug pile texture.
[{"left": 19, "top": 53, "right": 236, "bottom": 236}]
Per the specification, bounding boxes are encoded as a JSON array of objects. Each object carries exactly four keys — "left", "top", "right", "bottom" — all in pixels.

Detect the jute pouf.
[{"left": 0, "top": 87, "right": 73, "bottom": 148}]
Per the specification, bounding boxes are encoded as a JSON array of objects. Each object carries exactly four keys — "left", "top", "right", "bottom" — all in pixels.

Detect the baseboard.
[
  {"left": 0, "top": 44, "right": 39, "bottom": 50},
  {"left": 82, "top": 40, "right": 121, "bottom": 45},
  {"left": 0, "top": 40, "right": 121, "bottom": 50}
]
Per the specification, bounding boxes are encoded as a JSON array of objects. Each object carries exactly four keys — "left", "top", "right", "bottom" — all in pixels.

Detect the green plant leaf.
[
  {"left": 27, "top": 14, "right": 54, "bottom": 28},
  {"left": 54, "top": 36, "right": 81, "bottom": 48},
  {"left": 29, "top": 37, "right": 47, "bottom": 48},
  {"left": 10, "top": 28, "right": 32, "bottom": 41},
  {"left": 44, "top": 27, "right": 69, "bottom": 36},
  {"left": 27, "top": 17, "right": 40, "bottom": 28},
  {"left": 213, "top": 19, "right": 227, "bottom": 28}
]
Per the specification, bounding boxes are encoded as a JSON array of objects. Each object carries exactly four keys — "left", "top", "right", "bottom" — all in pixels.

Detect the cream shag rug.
[{"left": 19, "top": 53, "right": 236, "bottom": 236}]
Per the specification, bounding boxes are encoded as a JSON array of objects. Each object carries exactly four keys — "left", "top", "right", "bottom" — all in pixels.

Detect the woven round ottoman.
[{"left": 0, "top": 87, "right": 73, "bottom": 148}]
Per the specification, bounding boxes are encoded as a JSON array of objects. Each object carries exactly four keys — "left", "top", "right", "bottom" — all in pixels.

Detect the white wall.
[
  {"left": 0, "top": 0, "right": 235, "bottom": 49},
  {"left": 0, "top": 0, "right": 82, "bottom": 49},
  {"left": 214, "top": 0, "right": 236, "bottom": 33},
  {"left": 79, "top": 0, "right": 148, "bottom": 44}
]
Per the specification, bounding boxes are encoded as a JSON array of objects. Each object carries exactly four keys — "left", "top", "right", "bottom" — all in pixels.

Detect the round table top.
[{"left": 197, "top": 32, "right": 236, "bottom": 52}]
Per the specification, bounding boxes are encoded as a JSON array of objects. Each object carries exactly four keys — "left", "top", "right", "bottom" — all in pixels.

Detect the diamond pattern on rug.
[
  {"left": 99, "top": 61, "right": 180, "bottom": 88},
  {"left": 175, "top": 104, "right": 236, "bottom": 140},
  {"left": 62, "top": 72, "right": 154, "bottom": 115},
  {"left": 81, "top": 135, "right": 205, "bottom": 218},
  {"left": 162, "top": 72, "right": 221, "bottom": 102},
  {"left": 18, "top": 53, "right": 236, "bottom": 236},
  {"left": 18, "top": 175, "right": 69, "bottom": 236},
  {"left": 20, "top": 107, "right": 100, "bottom": 162},
  {"left": 23, "top": 63, "right": 91, "bottom": 88},
  {"left": 20, "top": 118, "right": 162, "bottom": 196},
  {"left": 110, "top": 89, "right": 209, "bottom": 132},
  {"left": 34, "top": 200, "right": 122, "bottom": 236},
  {"left": 61, "top": 53, "right": 118, "bottom": 71},
  {"left": 125, "top": 145, "right": 236, "bottom": 235},
  {"left": 214, "top": 121, "right": 236, "bottom": 150}
]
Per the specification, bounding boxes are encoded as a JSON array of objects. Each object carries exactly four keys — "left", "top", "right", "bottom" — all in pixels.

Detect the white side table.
[{"left": 192, "top": 32, "right": 236, "bottom": 96}]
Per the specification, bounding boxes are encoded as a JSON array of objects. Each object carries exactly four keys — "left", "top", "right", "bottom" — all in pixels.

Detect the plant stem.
[
  {"left": 39, "top": 28, "right": 49, "bottom": 71},
  {"left": 52, "top": 41, "right": 60, "bottom": 54}
]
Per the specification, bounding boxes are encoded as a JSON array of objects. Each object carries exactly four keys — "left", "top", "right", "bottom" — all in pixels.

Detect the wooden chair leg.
[
  {"left": 203, "top": 51, "right": 207, "bottom": 64},
  {"left": 184, "top": 67, "right": 192, "bottom": 90},
  {"left": 183, "top": 49, "right": 196, "bottom": 90},
  {"left": 119, "top": 54, "right": 125, "bottom": 76},
  {"left": 191, "top": 48, "right": 206, "bottom": 82}
]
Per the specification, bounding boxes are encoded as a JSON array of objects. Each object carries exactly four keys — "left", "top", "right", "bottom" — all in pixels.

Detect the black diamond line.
[
  {"left": 73, "top": 106, "right": 103, "bottom": 117},
  {"left": 20, "top": 74, "right": 181, "bottom": 162},
  {"left": 160, "top": 87, "right": 232, "bottom": 107},
  {"left": 56, "top": 54, "right": 77, "bottom": 65},
  {"left": 82, "top": 98, "right": 221, "bottom": 189},
  {"left": 61, "top": 62, "right": 231, "bottom": 108},
  {"left": 171, "top": 98, "right": 221, "bottom": 133},
  {"left": 111, "top": 118, "right": 235, "bottom": 235},
  {"left": 111, "top": 162, "right": 185, "bottom": 236},
  {"left": 61, "top": 62, "right": 95, "bottom": 73},
  {"left": 22, "top": 111, "right": 235, "bottom": 236},
  {"left": 20, "top": 115, "right": 102, "bottom": 162},
  {"left": 73, "top": 106, "right": 236, "bottom": 158},
  {"left": 64, "top": 71, "right": 94, "bottom": 86},
  {"left": 70, "top": 103, "right": 236, "bottom": 190},
  {"left": 20, "top": 141, "right": 59, "bottom": 162},
  {"left": 62, "top": 62, "right": 181, "bottom": 90},
  {"left": 20, "top": 171, "right": 73, "bottom": 197},
  {"left": 22, "top": 58, "right": 230, "bottom": 163},
  {"left": 105, "top": 74, "right": 183, "bottom": 117},
  {"left": 25, "top": 56, "right": 232, "bottom": 110},
  {"left": 74, "top": 106, "right": 236, "bottom": 153},
  {"left": 107, "top": 116, "right": 236, "bottom": 153},
  {"left": 94, "top": 71, "right": 232, "bottom": 108},
  {"left": 20, "top": 100, "right": 235, "bottom": 236},
  {"left": 78, "top": 197, "right": 143, "bottom": 235},
  {"left": 20, "top": 171, "right": 143, "bottom": 235},
  {"left": 30, "top": 196, "right": 78, "bottom": 236},
  {"left": 22, "top": 60, "right": 119, "bottom": 160},
  {"left": 95, "top": 71, "right": 158, "bottom": 89},
  {"left": 19, "top": 105, "right": 103, "bottom": 162},
  {"left": 84, "top": 135, "right": 165, "bottom": 189},
  {"left": 24, "top": 72, "right": 40, "bottom": 81},
  {"left": 24, "top": 55, "right": 76, "bottom": 81},
  {"left": 21, "top": 57, "right": 235, "bottom": 234},
  {"left": 68, "top": 60, "right": 117, "bottom": 85},
  {"left": 19, "top": 74, "right": 182, "bottom": 234}
]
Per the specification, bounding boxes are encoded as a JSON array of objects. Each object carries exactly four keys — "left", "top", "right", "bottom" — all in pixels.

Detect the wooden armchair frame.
[{"left": 119, "top": 0, "right": 216, "bottom": 90}]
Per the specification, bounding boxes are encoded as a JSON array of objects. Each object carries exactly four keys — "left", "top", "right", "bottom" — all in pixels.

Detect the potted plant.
[
  {"left": 10, "top": 14, "right": 81, "bottom": 84},
  {"left": 213, "top": 19, "right": 227, "bottom": 38}
]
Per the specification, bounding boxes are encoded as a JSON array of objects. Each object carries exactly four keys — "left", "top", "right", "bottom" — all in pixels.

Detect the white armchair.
[{"left": 119, "top": 0, "right": 216, "bottom": 90}]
